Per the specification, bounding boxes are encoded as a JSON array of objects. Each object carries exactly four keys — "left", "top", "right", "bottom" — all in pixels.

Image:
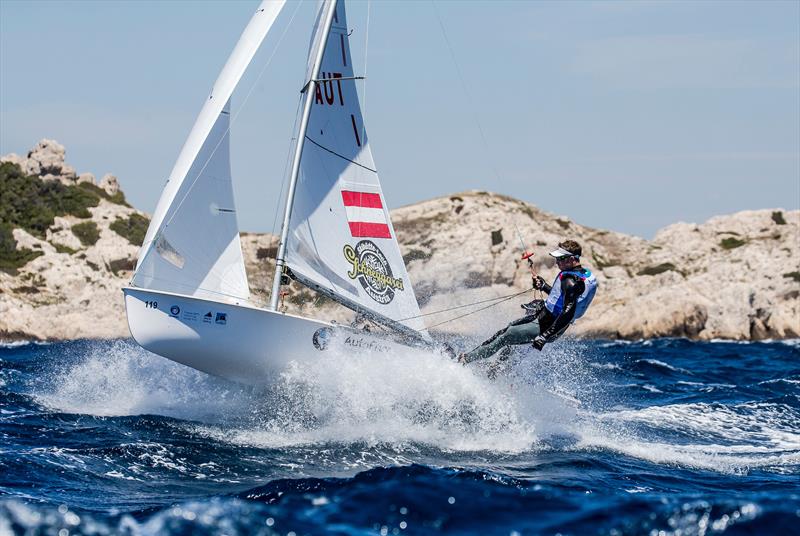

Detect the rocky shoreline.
[{"left": 1, "top": 140, "right": 798, "bottom": 341}]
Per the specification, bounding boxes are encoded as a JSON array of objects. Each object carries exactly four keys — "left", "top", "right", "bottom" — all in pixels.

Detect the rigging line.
[
  {"left": 136, "top": 1, "right": 304, "bottom": 276},
  {"left": 426, "top": 288, "right": 532, "bottom": 330},
  {"left": 430, "top": 0, "right": 503, "bottom": 186},
  {"left": 304, "top": 135, "right": 378, "bottom": 172},
  {"left": 271, "top": 94, "right": 305, "bottom": 237},
  {"left": 395, "top": 287, "right": 533, "bottom": 322}
]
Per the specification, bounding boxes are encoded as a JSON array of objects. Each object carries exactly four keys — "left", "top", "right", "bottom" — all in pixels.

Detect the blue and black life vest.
[{"left": 544, "top": 268, "right": 597, "bottom": 321}]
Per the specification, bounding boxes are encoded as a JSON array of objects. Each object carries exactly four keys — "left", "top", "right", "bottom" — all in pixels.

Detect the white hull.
[{"left": 123, "top": 287, "right": 433, "bottom": 385}]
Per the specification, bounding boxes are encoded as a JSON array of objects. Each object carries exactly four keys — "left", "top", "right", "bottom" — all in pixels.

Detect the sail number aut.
[{"left": 123, "top": 0, "right": 447, "bottom": 385}]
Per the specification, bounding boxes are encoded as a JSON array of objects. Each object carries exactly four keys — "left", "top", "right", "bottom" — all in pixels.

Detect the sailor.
[{"left": 457, "top": 240, "right": 597, "bottom": 364}]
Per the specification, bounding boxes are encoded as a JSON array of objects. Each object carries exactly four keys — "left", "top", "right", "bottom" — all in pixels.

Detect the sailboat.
[{"left": 123, "top": 0, "right": 447, "bottom": 385}]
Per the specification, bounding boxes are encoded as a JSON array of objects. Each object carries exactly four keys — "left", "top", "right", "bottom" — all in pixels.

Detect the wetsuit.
[{"left": 460, "top": 266, "right": 596, "bottom": 363}]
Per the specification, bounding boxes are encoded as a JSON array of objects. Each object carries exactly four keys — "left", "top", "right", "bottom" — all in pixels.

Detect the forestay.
[
  {"left": 284, "top": 1, "right": 428, "bottom": 335},
  {"left": 132, "top": 1, "right": 286, "bottom": 303}
]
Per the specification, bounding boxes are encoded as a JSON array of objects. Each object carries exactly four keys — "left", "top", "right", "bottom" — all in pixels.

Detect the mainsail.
[
  {"left": 132, "top": 1, "right": 286, "bottom": 303},
  {"left": 282, "top": 0, "right": 428, "bottom": 336}
]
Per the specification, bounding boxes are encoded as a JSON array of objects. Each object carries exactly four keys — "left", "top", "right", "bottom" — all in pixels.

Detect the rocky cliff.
[
  {"left": 1, "top": 141, "right": 798, "bottom": 341},
  {"left": 391, "top": 192, "right": 799, "bottom": 340}
]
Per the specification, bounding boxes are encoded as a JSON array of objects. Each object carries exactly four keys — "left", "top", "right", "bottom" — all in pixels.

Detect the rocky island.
[{"left": 1, "top": 140, "right": 798, "bottom": 341}]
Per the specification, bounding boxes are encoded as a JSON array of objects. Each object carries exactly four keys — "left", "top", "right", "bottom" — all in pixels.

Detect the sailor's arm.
[
  {"left": 532, "top": 274, "right": 552, "bottom": 294},
  {"left": 533, "top": 276, "right": 584, "bottom": 350}
]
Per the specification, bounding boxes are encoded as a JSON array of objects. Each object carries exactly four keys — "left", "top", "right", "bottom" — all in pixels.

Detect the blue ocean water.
[{"left": 0, "top": 337, "right": 798, "bottom": 535}]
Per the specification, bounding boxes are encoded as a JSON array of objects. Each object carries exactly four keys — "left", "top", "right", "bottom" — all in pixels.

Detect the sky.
[{"left": 1, "top": 0, "right": 798, "bottom": 239}]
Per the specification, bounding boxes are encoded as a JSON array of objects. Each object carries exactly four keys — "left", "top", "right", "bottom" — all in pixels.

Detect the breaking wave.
[
  {"left": 4, "top": 337, "right": 799, "bottom": 534},
  {"left": 27, "top": 339, "right": 800, "bottom": 477}
]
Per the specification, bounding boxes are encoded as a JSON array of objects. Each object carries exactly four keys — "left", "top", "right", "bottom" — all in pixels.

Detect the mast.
[{"left": 269, "top": 0, "right": 339, "bottom": 311}]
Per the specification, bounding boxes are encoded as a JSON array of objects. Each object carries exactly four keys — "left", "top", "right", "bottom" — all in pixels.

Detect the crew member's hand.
[
  {"left": 532, "top": 336, "right": 547, "bottom": 351},
  {"left": 532, "top": 276, "right": 546, "bottom": 290}
]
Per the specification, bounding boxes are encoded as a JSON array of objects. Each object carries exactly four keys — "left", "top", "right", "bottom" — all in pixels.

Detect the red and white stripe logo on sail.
[{"left": 341, "top": 190, "right": 391, "bottom": 239}]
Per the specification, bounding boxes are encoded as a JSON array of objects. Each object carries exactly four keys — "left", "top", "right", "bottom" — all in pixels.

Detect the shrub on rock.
[
  {"left": 720, "top": 237, "right": 747, "bottom": 250},
  {"left": 0, "top": 161, "right": 99, "bottom": 237},
  {"left": 110, "top": 213, "right": 149, "bottom": 246},
  {"left": 78, "top": 182, "right": 129, "bottom": 206},
  {"left": 0, "top": 223, "right": 43, "bottom": 274},
  {"left": 72, "top": 221, "right": 100, "bottom": 246},
  {"left": 637, "top": 262, "right": 681, "bottom": 276}
]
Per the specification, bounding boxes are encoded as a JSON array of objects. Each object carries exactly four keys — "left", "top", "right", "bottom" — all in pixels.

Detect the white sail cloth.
[
  {"left": 284, "top": 1, "right": 428, "bottom": 334},
  {"left": 133, "top": 1, "right": 286, "bottom": 303}
]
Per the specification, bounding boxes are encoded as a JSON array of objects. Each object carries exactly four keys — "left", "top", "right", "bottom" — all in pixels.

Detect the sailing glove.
[
  {"left": 532, "top": 276, "right": 547, "bottom": 290},
  {"left": 532, "top": 335, "right": 547, "bottom": 351}
]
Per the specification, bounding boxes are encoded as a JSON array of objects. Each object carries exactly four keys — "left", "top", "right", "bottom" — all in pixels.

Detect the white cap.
[{"left": 549, "top": 247, "right": 577, "bottom": 258}]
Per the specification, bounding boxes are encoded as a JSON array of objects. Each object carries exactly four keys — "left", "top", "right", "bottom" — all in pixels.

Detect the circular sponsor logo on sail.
[{"left": 343, "top": 240, "right": 404, "bottom": 305}]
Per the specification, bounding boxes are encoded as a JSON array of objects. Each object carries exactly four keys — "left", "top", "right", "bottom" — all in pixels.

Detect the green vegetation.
[
  {"left": 12, "top": 285, "right": 40, "bottom": 294},
  {"left": 0, "top": 161, "right": 112, "bottom": 271},
  {"left": 108, "top": 257, "right": 136, "bottom": 275},
  {"left": 110, "top": 213, "right": 150, "bottom": 246},
  {"left": 719, "top": 237, "right": 747, "bottom": 250},
  {"left": 72, "top": 221, "right": 100, "bottom": 246},
  {"left": 491, "top": 230, "right": 504, "bottom": 246},
  {"left": 78, "top": 182, "right": 129, "bottom": 206},
  {"left": 0, "top": 162, "right": 100, "bottom": 237},
  {"left": 0, "top": 162, "right": 134, "bottom": 273},
  {"left": 772, "top": 211, "right": 786, "bottom": 225},
  {"left": 52, "top": 242, "right": 78, "bottom": 255},
  {"left": 257, "top": 246, "right": 277, "bottom": 260},
  {"left": 0, "top": 223, "right": 43, "bottom": 273},
  {"left": 783, "top": 271, "right": 800, "bottom": 283},
  {"left": 403, "top": 249, "right": 433, "bottom": 264},
  {"left": 637, "top": 263, "right": 679, "bottom": 276}
]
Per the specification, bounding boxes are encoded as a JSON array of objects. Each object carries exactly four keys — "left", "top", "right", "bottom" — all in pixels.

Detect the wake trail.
[{"left": 27, "top": 339, "right": 800, "bottom": 475}]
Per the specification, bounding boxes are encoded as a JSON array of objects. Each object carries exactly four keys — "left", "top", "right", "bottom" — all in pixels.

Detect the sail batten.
[{"left": 283, "top": 0, "right": 429, "bottom": 337}]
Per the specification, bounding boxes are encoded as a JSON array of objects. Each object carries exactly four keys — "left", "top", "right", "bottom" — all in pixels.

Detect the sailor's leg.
[{"left": 460, "top": 318, "right": 541, "bottom": 364}]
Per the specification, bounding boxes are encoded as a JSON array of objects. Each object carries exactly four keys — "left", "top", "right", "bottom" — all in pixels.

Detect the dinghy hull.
[{"left": 123, "top": 287, "right": 423, "bottom": 385}]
